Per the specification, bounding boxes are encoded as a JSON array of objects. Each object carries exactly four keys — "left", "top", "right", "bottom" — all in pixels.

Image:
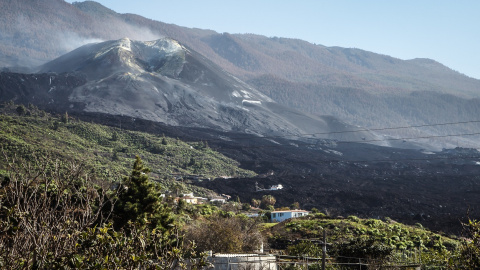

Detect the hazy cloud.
[
  {"left": 58, "top": 32, "right": 104, "bottom": 53},
  {"left": 121, "top": 24, "right": 162, "bottom": 42}
]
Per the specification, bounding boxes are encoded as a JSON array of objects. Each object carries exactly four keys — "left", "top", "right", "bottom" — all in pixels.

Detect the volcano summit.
[{"left": 2, "top": 37, "right": 375, "bottom": 142}]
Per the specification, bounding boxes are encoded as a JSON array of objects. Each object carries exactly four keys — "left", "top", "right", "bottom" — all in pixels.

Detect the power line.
[
  {"left": 287, "top": 154, "right": 480, "bottom": 165},
  {"left": 109, "top": 116, "right": 480, "bottom": 149},
  {"left": 230, "top": 153, "right": 480, "bottom": 167},
  {"left": 320, "top": 120, "right": 480, "bottom": 136},
  {"left": 97, "top": 117, "right": 480, "bottom": 163},
  {"left": 218, "top": 131, "right": 480, "bottom": 150},
  {"left": 336, "top": 131, "right": 480, "bottom": 145},
  {"left": 217, "top": 119, "right": 480, "bottom": 142},
  {"left": 96, "top": 120, "right": 480, "bottom": 164}
]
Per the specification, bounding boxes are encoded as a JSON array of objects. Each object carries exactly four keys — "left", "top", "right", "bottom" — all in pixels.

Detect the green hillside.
[
  {"left": 266, "top": 213, "right": 461, "bottom": 267},
  {"left": 0, "top": 102, "right": 255, "bottom": 182}
]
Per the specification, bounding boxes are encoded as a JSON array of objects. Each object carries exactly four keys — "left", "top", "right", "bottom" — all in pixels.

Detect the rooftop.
[{"left": 271, "top": 209, "right": 309, "bottom": 213}]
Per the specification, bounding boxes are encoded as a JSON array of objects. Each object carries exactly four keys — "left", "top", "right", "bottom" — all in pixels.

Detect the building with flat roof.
[{"left": 271, "top": 209, "right": 309, "bottom": 222}]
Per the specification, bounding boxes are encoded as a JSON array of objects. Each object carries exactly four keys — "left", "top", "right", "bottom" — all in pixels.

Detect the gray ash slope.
[{"left": 24, "top": 37, "right": 374, "bottom": 142}]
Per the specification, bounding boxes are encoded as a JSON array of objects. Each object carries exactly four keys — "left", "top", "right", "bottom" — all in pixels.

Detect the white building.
[
  {"left": 269, "top": 184, "right": 283, "bottom": 190},
  {"left": 210, "top": 198, "right": 227, "bottom": 204},
  {"left": 271, "top": 210, "right": 309, "bottom": 222}
]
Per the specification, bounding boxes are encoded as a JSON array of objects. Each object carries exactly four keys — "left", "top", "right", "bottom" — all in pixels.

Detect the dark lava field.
[{"left": 77, "top": 112, "right": 480, "bottom": 234}]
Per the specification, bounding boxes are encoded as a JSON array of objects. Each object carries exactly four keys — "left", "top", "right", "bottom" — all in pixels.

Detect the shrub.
[
  {"left": 16, "top": 105, "right": 26, "bottom": 116},
  {"left": 347, "top": 215, "right": 360, "bottom": 222},
  {"left": 287, "top": 241, "right": 322, "bottom": 257},
  {"left": 183, "top": 215, "right": 264, "bottom": 253},
  {"left": 0, "top": 154, "right": 113, "bottom": 268}
]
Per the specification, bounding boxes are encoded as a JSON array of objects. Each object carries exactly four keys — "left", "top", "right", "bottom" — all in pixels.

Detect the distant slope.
[
  {"left": 2, "top": 0, "right": 480, "bottom": 148},
  {"left": 2, "top": 0, "right": 478, "bottom": 97},
  {"left": 2, "top": 1, "right": 478, "bottom": 98},
  {"left": 205, "top": 33, "right": 480, "bottom": 97},
  {"left": 248, "top": 74, "right": 480, "bottom": 149}
]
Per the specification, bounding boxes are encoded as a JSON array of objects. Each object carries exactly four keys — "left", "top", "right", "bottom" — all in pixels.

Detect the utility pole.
[{"left": 322, "top": 230, "right": 326, "bottom": 270}]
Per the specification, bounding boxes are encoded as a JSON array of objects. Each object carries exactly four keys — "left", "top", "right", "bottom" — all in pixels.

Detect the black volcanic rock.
[{"left": 0, "top": 72, "right": 86, "bottom": 110}]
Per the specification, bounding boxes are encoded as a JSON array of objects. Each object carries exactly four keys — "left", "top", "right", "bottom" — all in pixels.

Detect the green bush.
[
  {"left": 287, "top": 241, "right": 322, "bottom": 257},
  {"left": 0, "top": 154, "right": 208, "bottom": 269},
  {"left": 347, "top": 215, "right": 360, "bottom": 222}
]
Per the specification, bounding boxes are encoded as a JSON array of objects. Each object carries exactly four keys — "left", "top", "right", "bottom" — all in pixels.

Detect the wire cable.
[
  {"left": 214, "top": 131, "right": 480, "bottom": 150},
  {"left": 217, "top": 119, "right": 480, "bottom": 141}
]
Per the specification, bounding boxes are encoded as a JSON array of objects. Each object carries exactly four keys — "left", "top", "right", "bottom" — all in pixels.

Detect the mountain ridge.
[
  {"left": 2, "top": 37, "right": 379, "bottom": 144},
  {"left": 3, "top": 0, "right": 477, "bottom": 93},
  {"left": 1, "top": 0, "right": 480, "bottom": 149}
]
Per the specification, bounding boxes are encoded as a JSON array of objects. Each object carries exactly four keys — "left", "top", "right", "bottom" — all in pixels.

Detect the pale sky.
[{"left": 66, "top": 0, "right": 480, "bottom": 79}]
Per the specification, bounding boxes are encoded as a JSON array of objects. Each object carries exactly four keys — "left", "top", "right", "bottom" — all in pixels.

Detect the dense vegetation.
[
  {"left": 0, "top": 139, "right": 263, "bottom": 267},
  {"left": 0, "top": 102, "right": 255, "bottom": 184},
  {"left": 267, "top": 213, "right": 480, "bottom": 268},
  {"left": 0, "top": 152, "right": 215, "bottom": 268}
]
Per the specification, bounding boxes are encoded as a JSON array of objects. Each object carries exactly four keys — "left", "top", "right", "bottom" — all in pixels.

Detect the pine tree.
[{"left": 114, "top": 156, "right": 173, "bottom": 231}]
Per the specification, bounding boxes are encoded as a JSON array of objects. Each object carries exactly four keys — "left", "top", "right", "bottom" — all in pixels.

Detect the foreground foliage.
[
  {"left": 0, "top": 154, "right": 208, "bottom": 269},
  {"left": 451, "top": 218, "right": 480, "bottom": 269},
  {"left": 183, "top": 214, "right": 264, "bottom": 254}
]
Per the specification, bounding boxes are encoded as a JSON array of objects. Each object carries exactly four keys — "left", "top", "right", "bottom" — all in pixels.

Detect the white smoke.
[
  {"left": 57, "top": 22, "right": 163, "bottom": 54},
  {"left": 4, "top": 4, "right": 165, "bottom": 68},
  {"left": 58, "top": 32, "right": 105, "bottom": 53},
  {"left": 119, "top": 23, "right": 162, "bottom": 42}
]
